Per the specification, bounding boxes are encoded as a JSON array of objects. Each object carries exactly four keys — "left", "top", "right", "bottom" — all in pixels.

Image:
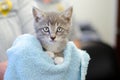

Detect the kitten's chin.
[
  {"left": 49, "top": 40, "right": 56, "bottom": 42},
  {"left": 43, "top": 40, "right": 67, "bottom": 53}
]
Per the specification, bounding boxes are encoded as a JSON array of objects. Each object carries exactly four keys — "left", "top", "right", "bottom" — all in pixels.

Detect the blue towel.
[{"left": 4, "top": 34, "right": 90, "bottom": 80}]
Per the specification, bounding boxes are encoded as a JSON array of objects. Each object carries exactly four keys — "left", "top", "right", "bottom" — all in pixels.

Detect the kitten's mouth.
[{"left": 50, "top": 40, "right": 56, "bottom": 42}]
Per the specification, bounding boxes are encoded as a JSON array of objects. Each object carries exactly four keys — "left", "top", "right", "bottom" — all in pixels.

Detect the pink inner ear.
[
  {"left": 61, "top": 13, "right": 72, "bottom": 22},
  {"left": 35, "top": 17, "right": 40, "bottom": 22},
  {"left": 33, "top": 8, "right": 38, "bottom": 18}
]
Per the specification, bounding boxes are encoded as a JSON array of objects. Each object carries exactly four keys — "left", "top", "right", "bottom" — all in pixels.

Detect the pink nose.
[{"left": 50, "top": 36, "right": 56, "bottom": 40}]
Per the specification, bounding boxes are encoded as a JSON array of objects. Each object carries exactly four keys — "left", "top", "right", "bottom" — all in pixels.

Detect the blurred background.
[
  {"left": 72, "top": 0, "right": 120, "bottom": 80},
  {"left": 73, "top": 0, "right": 120, "bottom": 80},
  {"left": 0, "top": 0, "right": 120, "bottom": 80}
]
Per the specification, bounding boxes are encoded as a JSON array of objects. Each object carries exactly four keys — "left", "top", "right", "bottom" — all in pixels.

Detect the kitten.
[{"left": 32, "top": 7, "right": 73, "bottom": 64}]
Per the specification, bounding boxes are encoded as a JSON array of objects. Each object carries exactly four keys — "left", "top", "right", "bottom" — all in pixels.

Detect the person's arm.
[
  {"left": 0, "top": 61, "right": 7, "bottom": 80},
  {"left": 73, "top": 39, "right": 81, "bottom": 48}
]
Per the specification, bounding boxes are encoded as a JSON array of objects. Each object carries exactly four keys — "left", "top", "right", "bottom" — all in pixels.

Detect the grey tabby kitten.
[{"left": 33, "top": 7, "right": 73, "bottom": 64}]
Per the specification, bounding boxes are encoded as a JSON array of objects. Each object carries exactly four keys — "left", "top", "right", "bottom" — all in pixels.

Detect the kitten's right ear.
[
  {"left": 32, "top": 7, "right": 46, "bottom": 22},
  {"left": 60, "top": 6, "right": 73, "bottom": 22}
]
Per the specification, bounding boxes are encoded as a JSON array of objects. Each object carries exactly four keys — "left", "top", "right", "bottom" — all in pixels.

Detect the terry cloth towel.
[{"left": 4, "top": 34, "right": 90, "bottom": 80}]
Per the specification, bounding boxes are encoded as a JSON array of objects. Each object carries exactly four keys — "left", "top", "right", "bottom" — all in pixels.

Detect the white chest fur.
[{"left": 46, "top": 51, "right": 64, "bottom": 65}]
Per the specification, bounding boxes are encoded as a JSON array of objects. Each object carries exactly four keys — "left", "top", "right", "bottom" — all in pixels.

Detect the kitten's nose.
[{"left": 50, "top": 36, "right": 56, "bottom": 40}]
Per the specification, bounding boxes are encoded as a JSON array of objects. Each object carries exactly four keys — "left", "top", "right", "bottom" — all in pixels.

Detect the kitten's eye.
[
  {"left": 57, "top": 27, "right": 63, "bottom": 32},
  {"left": 42, "top": 27, "right": 49, "bottom": 32}
]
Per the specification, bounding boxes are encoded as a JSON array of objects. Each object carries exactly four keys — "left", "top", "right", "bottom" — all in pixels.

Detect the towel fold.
[{"left": 4, "top": 34, "right": 90, "bottom": 80}]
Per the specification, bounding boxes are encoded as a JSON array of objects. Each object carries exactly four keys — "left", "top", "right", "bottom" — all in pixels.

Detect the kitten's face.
[{"left": 33, "top": 7, "right": 73, "bottom": 52}]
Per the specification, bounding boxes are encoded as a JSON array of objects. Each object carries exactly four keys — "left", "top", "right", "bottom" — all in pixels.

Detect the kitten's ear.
[
  {"left": 32, "top": 7, "right": 46, "bottom": 22},
  {"left": 60, "top": 6, "right": 73, "bottom": 22}
]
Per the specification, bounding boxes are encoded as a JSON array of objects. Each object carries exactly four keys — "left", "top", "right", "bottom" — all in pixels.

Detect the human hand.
[{"left": 0, "top": 61, "right": 7, "bottom": 80}]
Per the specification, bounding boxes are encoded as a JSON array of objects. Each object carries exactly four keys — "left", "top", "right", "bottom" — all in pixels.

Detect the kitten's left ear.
[
  {"left": 60, "top": 6, "right": 73, "bottom": 22},
  {"left": 32, "top": 7, "right": 46, "bottom": 22}
]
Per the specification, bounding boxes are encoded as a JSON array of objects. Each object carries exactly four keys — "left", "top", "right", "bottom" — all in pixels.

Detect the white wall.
[{"left": 73, "top": 0, "right": 118, "bottom": 47}]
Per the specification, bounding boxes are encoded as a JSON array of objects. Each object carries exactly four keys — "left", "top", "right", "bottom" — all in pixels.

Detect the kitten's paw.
[
  {"left": 54, "top": 57, "right": 64, "bottom": 65},
  {"left": 46, "top": 51, "right": 55, "bottom": 58}
]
